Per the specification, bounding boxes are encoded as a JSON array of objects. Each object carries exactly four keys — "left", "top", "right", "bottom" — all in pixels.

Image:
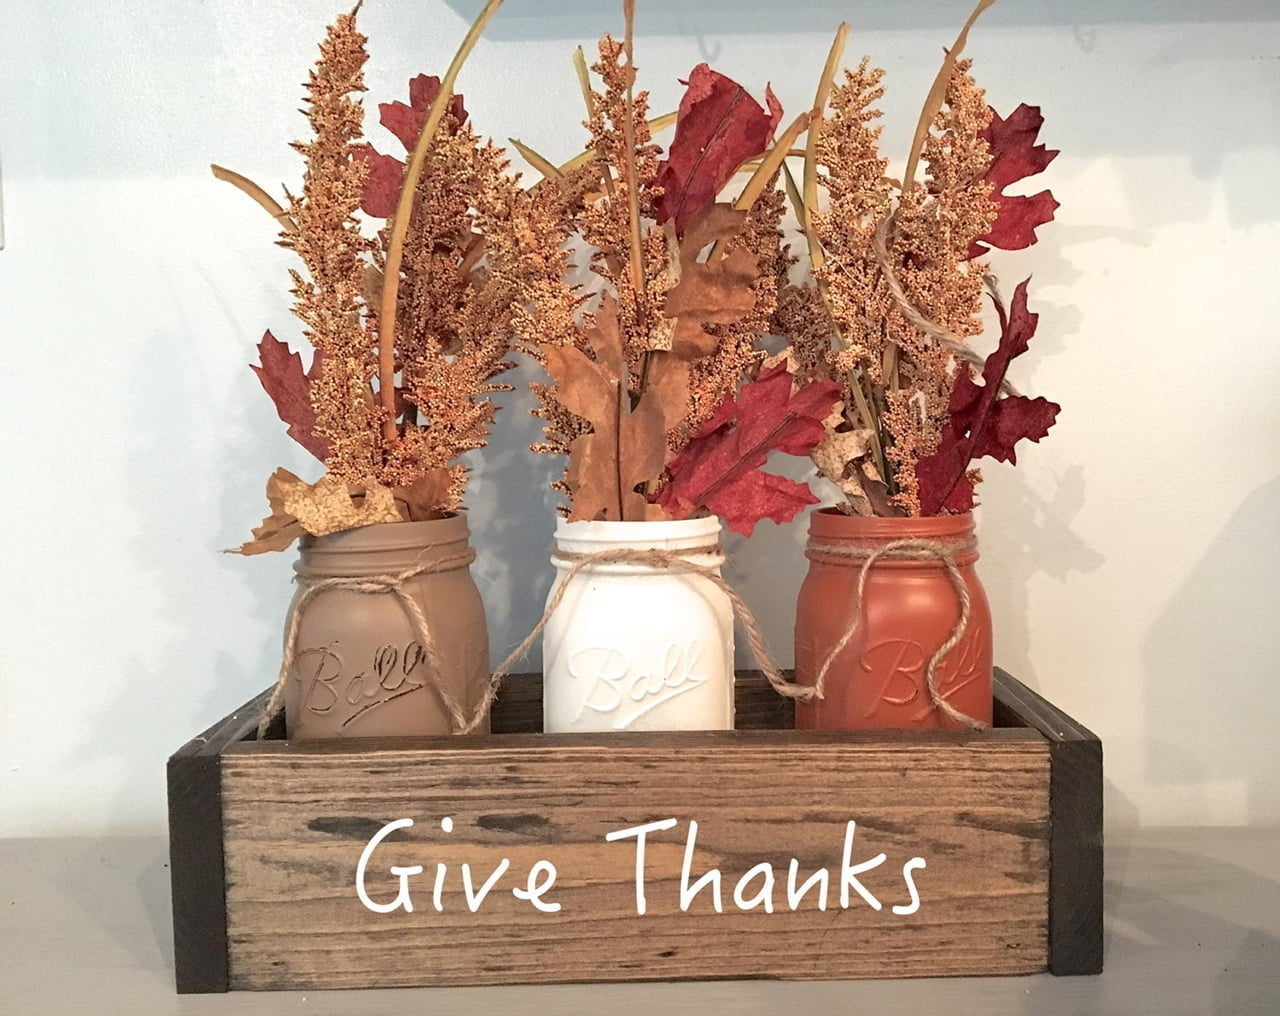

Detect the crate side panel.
[
  {"left": 994, "top": 669, "right": 1104, "bottom": 975},
  {"left": 222, "top": 737, "right": 1049, "bottom": 989}
]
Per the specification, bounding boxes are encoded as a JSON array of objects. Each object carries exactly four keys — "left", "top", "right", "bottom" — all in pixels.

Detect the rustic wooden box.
[{"left": 167, "top": 668, "right": 1101, "bottom": 993}]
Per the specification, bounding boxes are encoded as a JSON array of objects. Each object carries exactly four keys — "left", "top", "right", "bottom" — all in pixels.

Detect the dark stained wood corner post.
[
  {"left": 167, "top": 690, "right": 272, "bottom": 993},
  {"left": 994, "top": 668, "right": 1103, "bottom": 975}
]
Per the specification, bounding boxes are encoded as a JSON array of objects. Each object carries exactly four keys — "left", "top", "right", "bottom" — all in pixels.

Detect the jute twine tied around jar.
[
  {"left": 262, "top": 538, "right": 988, "bottom": 736},
  {"left": 807, "top": 536, "right": 989, "bottom": 731},
  {"left": 260, "top": 547, "right": 500, "bottom": 738},
  {"left": 485, "top": 544, "right": 813, "bottom": 704}
]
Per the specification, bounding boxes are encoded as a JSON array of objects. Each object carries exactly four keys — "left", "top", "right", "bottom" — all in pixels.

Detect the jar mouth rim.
[
  {"left": 299, "top": 512, "right": 469, "bottom": 553},
  {"left": 809, "top": 506, "right": 975, "bottom": 540},
  {"left": 554, "top": 514, "right": 721, "bottom": 544}
]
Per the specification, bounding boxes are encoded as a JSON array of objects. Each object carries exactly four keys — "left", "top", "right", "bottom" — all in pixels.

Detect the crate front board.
[{"left": 167, "top": 670, "right": 1102, "bottom": 992}]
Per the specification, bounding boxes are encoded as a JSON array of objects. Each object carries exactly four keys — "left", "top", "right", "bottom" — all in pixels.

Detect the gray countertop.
[{"left": 3, "top": 828, "right": 1278, "bottom": 1015}]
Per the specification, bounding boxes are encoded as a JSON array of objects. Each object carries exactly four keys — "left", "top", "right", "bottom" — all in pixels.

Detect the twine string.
[
  {"left": 260, "top": 547, "right": 498, "bottom": 738},
  {"left": 808, "top": 536, "right": 988, "bottom": 730},
  {"left": 265, "top": 537, "right": 988, "bottom": 736},
  {"left": 487, "top": 544, "right": 820, "bottom": 704}
]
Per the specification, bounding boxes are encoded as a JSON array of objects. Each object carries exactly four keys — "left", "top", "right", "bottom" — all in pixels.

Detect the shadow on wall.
[
  {"left": 1143, "top": 475, "right": 1280, "bottom": 825},
  {"left": 978, "top": 463, "right": 1105, "bottom": 688},
  {"left": 965, "top": 241, "right": 1103, "bottom": 692},
  {"left": 463, "top": 355, "right": 565, "bottom": 674},
  {"left": 14, "top": 0, "right": 1280, "bottom": 185},
  {"left": 443, "top": 0, "right": 1280, "bottom": 39},
  {"left": 72, "top": 304, "right": 298, "bottom": 831}
]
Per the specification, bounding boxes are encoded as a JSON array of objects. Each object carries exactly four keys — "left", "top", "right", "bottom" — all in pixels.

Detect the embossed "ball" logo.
[
  {"left": 567, "top": 639, "right": 708, "bottom": 729},
  {"left": 859, "top": 628, "right": 987, "bottom": 721},
  {"left": 295, "top": 641, "right": 428, "bottom": 729}
]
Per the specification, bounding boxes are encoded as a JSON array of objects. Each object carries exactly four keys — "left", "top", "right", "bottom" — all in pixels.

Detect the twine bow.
[
  {"left": 808, "top": 537, "right": 988, "bottom": 730},
  {"left": 488, "top": 544, "right": 821, "bottom": 703},
  {"left": 261, "top": 547, "right": 500, "bottom": 738}
]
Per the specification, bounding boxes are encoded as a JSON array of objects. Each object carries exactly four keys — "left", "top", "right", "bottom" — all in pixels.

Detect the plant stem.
[
  {"left": 707, "top": 112, "right": 810, "bottom": 261},
  {"left": 619, "top": 0, "right": 646, "bottom": 312},
  {"left": 901, "top": 0, "right": 993, "bottom": 191},
  {"left": 614, "top": 378, "right": 627, "bottom": 520},
  {"left": 573, "top": 46, "right": 616, "bottom": 203},
  {"left": 734, "top": 113, "right": 811, "bottom": 213},
  {"left": 794, "top": 26, "right": 894, "bottom": 487},
  {"left": 376, "top": 0, "right": 504, "bottom": 448},
  {"left": 845, "top": 366, "right": 890, "bottom": 486},
  {"left": 781, "top": 160, "right": 806, "bottom": 226},
  {"left": 560, "top": 113, "right": 678, "bottom": 180},
  {"left": 508, "top": 138, "right": 564, "bottom": 181},
  {"left": 802, "top": 22, "right": 848, "bottom": 277},
  {"left": 210, "top": 164, "right": 297, "bottom": 233}
]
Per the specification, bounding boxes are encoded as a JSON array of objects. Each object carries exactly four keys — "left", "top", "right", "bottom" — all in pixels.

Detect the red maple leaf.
[
  {"left": 654, "top": 364, "right": 841, "bottom": 536},
  {"left": 915, "top": 280, "right": 1060, "bottom": 514},
  {"left": 654, "top": 64, "right": 782, "bottom": 234},
  {"left": 250, "top": 331, "right": 329, "bottom": 462},
  {"left": 357, "top": 75, "right": 468, "bottom": 218},
  {"left": 380, "top": 74, "right": 468, "bottom": 151},
  {"left": 969, "top": 104, "right": 1059, "bottom": 259},
  {"left": 356, "top": 146, "right": 405, "bottom": 218}
]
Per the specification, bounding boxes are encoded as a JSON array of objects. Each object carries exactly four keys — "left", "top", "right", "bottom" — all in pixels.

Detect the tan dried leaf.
[
  {"left": 280, "top": 472, "right": 401, "bottom": 537},
  {"left": 641, "top": 501, "right": 676, "bottom": 521},
  {"left": 760, "top": 347, "right": 802, "bottom": 375},
  {"left": 233, "top": 468, "right": 308, "bottom": 555},
  {"left": 662, "top": 203, "right": 760, "bottom": 360},
  {"left": 858, "top": 459, "right": 904, "bottom": 517},
  {"left": 642, "top": 351, "right": 692, "bottom": 462},
  {"left": 812, "top": 427, "right": 871, "bottom": 485},
  {"left": 810, "top": 424, "right": 875, "bottom": 516},
  {"left": 362, "top": 264, "right": 385, "bottom": 310},
  {"left": 394, "top": 469, "right": 456, "bottom": 522},
  {"left": 545, "top": 296, "right": 675, "bottom": 522}
]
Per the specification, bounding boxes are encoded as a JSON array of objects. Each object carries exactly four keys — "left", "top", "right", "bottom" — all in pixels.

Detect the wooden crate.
[{"left": 167, "top": 669, "right": 1101, "bottom": 993}]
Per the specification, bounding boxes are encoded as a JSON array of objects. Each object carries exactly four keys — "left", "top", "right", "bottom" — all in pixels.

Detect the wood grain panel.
[{"left": 221, "top": 730, "right": 1049, "bottom": 989}]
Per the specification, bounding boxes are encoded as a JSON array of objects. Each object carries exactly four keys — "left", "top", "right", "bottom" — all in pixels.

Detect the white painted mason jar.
[{"left": 542, "top": 516, "right": 735, "bottom": 733}]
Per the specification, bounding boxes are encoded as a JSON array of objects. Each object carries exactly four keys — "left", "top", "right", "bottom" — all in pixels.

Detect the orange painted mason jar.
[{"left": 793, "top": 509, "right": 993, "bottom": 730}]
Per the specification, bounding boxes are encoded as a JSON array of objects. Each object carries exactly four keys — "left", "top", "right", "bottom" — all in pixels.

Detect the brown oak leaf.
[
  {"left": 233, "top": 468, "right": 307, "bottom": 555},
  {"left": 662, "top": 203, "right": 760, "bottom": 359},
  {"left": 545, "top": 296, "right": 686, "bottom": 522},
  {"left": 394, "top": 468, "right": 457, "bottom": 521},
  {"left": 234, "top": 469, "right": 402, "bottom": 555}
]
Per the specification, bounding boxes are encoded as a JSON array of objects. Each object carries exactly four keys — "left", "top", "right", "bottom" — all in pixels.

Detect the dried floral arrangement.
[
  {"left": 784, "top": 0, "right": 1061, "bottom": 517},
  {"left": 483, "top": 0, "right": 840, "bottom": 536},
  {"left": 215, "top": 1, "right": 511, "bottom": 553}
]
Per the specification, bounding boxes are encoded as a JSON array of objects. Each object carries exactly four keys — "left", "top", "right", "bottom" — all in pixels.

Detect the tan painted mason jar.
[{"left": 282, "top": 514, "right": 490, "bottom": 739}]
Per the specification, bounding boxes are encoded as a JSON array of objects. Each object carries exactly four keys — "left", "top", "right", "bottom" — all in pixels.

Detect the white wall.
[{"left": 2, "top": 0, "right": 1277, "bottom": 836}]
